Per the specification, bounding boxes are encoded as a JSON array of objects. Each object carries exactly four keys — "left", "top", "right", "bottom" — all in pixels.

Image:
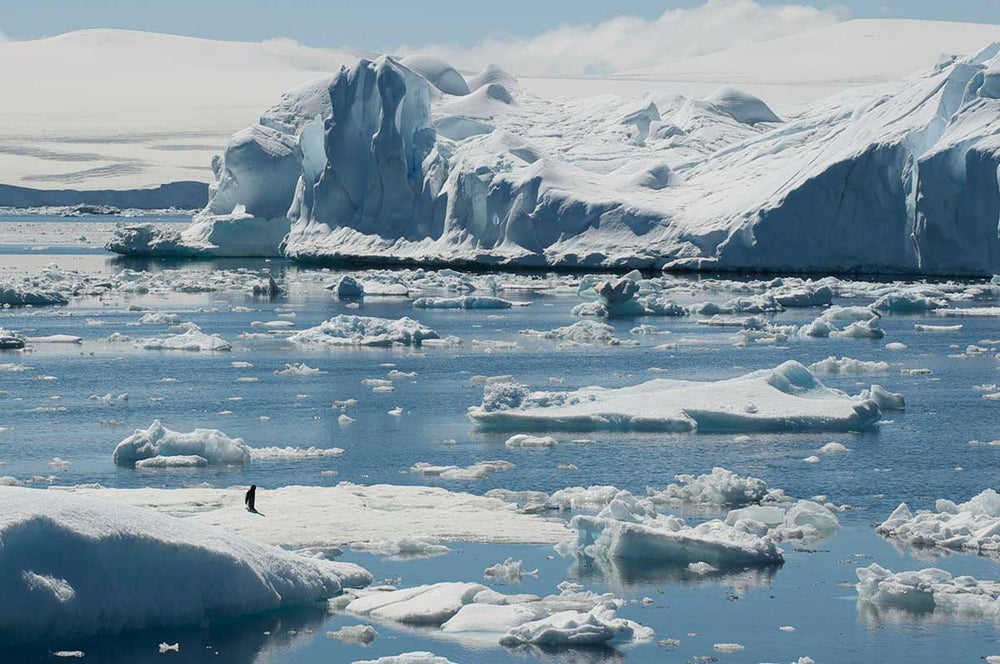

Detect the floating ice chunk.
[
  {"left": 565, "top": 491, "right": 783, "bottom": 568},
  {"left": 648, "top": 467, "right": 777, "bottom": 508},
  {"left": 412, "top": 296, "right": 515, "bottom": 309},
  {"left": 688, "top": 562, "right": 718, "bottom": 575},
  {"left": 249, "top": 446, "right": 345, "bottom": 460},
  {"left": 885, "top": 342, "right": 908, "bottom": 350},
  {"left": 347, "top": 582, "right": 485, "bottom": 625},
  {"left": 713, "top": 642, "right": 745, "bottom": 653},
  {"left": 0, "top": 284, "right": 68, "bottom": 307},
  {"left": 0, "top": 487, "right": 371, "bottom": 644},
  {"left": 470, "top": 361, "right": 885, "bottom": 433},
  {"left": 819, "top": 442, "right": 849, "bottom": 454},
  {"left": 915, "top": 323, "right": 963, "bottom": 332},
  {"left": 877, "top": 489, "right": 1000, "bottom": 555},
  {"left": 725, "top": 499, "right": 839, "bottom": 542},
  {"left": 573, "top": 278, "right": 686, "bottom": 318},
  {"left": 803, "top": 455, "right": 820, "bottom": 463},
  {"left": 809, "top": 357, "right": 889, "bottom": 374},
  {"left": 333, "top": 275, "right": 365, "bottom": 299},
  {"left": 831, "top": 318, "right": 885, "bottom": 339},
  {"left": 484, "top": 558, "right": 538, "bottom": 583},
  {"left": 521, "top": 320, "right": 621, "bottom": 345},
  {"left": 351, "top": 538, "right": 451, "bottom": 559},
  {"left": 327, "top": 624, "right": 378, "bottom": 644},
  {"left": 158, "top": 643, "right": 180, "bottom": 653},
  {"left": 135, "top": 455, "right": 208, "bottom": 469},
  {"left": 857, "top": 384, "right": 905, "bottom": 411},
  {"left": 505, "top": 434, "right": 558, "bottom": 448},
  {"left": 872, "top": 292, "right": 947, "bottom": 313},
  {"left": 275, "top": 363, "right": 326, "bottom": 376},
  {"left": 289, "top": 315, "right": 439, "bottom": 347},
  {"left": 352, "top": 653, "right": 456, "bottom": 664},
  {"left": 547, "top": 486, "right": 622, "bottom": 510},
  {"left": 137, "top": 312, "right": 183, "bottom": 325},
  {"left": 856, "top": 564, "right": 1000, "bottom": 618},
  {"left": 411, "top": 460, "right": 514, "bottom": 480},
  {"left": 771, "top": 285, "right": 833, "bottom": 308},
  {"left": 499, "top": 603, "right": 651, "bottom": 647},
  {"left": 112, "top": 421, "right": 251, "bottom": 467},
  {"left": 137, "top": 323, "right": 232, "bottom": 352}
]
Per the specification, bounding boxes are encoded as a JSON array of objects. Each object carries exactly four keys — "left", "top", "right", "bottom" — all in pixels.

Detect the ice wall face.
[
  {"left": 109, "top": 45, "right": 1000, "bottom": 275},
  {"left": 286, "top": 57, "right": 440, "bottom": 257}
]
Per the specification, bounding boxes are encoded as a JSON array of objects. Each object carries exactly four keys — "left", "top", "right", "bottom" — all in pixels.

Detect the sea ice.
[
  {"left": 0, "top": 487, "right": 371, "bottom": 643},
  {"left": 469, "top": 361, "right": 886, "bottom": 433}
]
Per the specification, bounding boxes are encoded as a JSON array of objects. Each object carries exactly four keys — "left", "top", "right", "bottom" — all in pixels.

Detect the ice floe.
[
  {"left": 0, "top": 487, "right": 370, "bottom": 644},
  {"left": 469, "top": 361, "right": 888, "bottom": 433},
  {"left": 877, "top": 489, "right": 1000, "bottom": 556}
]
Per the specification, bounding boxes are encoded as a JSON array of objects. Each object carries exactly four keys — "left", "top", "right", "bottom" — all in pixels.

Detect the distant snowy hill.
[
  {"left": 0, "top": 29, "right": 367, "bottom": 192},
  {"left": 604, "top": 19, "right": 1000, "bottom": 108},
  {"left": 2, "top": 21, "right": 997, "bottom": 194}
]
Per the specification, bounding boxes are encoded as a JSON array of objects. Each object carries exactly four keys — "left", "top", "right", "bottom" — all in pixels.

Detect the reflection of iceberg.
[
  {"left": 564, "top": 551, "right": 779, "bottom": 594},
  {"left": 1, "top": 606, "right": 330, "bottom": 664}
]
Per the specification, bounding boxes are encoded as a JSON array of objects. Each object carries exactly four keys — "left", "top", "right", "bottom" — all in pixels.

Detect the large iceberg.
[
  {"left": 109, "top": 44, "right": 1000, "bottom": 275},
  {"left": 0, "top": 487, "right": 371, "bottom": 644},
  {"left": 468, "top": 360, "right": 886, "bottom": 433}
]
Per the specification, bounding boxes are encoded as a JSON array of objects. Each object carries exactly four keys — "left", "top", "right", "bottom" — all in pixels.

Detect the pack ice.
[
  {"left": 0, "top": 487, "right": 371, "bottom": 644},
  {"left": 468, "top": 361, "right": 887, "bottom": 433},
  {"left": 109, "top": 44, "right": 1000, "bottom": 275}
]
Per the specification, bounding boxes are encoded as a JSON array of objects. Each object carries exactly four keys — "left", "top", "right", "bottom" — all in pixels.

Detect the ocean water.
[{"left": 1, "top": 218, "right": 999, "bottom": 663}]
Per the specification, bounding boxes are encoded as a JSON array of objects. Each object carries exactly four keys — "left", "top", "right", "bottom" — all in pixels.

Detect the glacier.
[{"left": 107, "top": 43, "right": 1000, "bottom": 275}]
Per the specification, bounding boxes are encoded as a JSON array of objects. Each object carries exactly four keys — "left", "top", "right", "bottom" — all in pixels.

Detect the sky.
[{"left": 0, "top": 0, "right": 998, "bottom": 50}]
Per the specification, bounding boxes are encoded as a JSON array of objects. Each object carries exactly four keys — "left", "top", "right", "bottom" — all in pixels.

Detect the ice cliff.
[{"left": 109, "top": 45, "right": 1000, "bottom": 275}]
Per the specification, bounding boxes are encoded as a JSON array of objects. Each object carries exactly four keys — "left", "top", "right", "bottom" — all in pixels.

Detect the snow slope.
[
  {"left": 0, "top": 487, "right": 371, "bottom": 644},
  {"left": 0, "top": 30, "right": 366, "bottom": 192},
  {"left": 109, "top": 34, "right": 1000, "bottom": 275},
  {"left": 613, "top": 19, "right": 1000, "bottom": 109}
]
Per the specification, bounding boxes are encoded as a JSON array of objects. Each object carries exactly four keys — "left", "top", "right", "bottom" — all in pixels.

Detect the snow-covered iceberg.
[
  {"left": 112, "top": 420, "right": 251, "bottom": 467},
  {"left": 876, "top": 489, "right": 1000, "bottom": 555},
  {"left": 562, "top": 490, "right": 784, "bottom": 569},
  {"left": 110, "top": 44, "right": 1000, "bottom": 275},
  {"left": 468, "top": 361, "right": 886, "bottom": 433},
  {"left": 288, "top": 315, "right": 439, "bottom": 347},
  {"left": 856, "top": 564, "right": 1000, "bottom": 619},
  {"left": 0, "top": 487, "right": 371, "bottom": 644}
]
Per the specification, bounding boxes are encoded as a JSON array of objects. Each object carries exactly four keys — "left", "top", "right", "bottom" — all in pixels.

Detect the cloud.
[{"left": 399, "top": 0, "right": 848, "bottom": 77}]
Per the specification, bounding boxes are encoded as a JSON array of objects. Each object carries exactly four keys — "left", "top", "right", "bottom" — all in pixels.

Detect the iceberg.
[
  {"left": 0, "top": 487, "right": 371, "bottom": 644},
  {"left": 112, "top": 421, "right": 252, "bottom": 467},
  {"left": 469, "top": 361, "right": 886, "bottom": 433},
  {"left": 288, "top": 315, "right": 439, "bottom": 347},
  {"left": 109, "top": 43, "right": 1000, "bottom": 275},
  {"left": 877, "top": 489, "right": 1000, "bottom": 555},
  {"left": 856, "top": 564, "right": 1000, "bottom": 619}
]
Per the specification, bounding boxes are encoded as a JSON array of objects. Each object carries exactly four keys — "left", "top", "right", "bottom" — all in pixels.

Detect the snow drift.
[
  {"left": 0, "top": 487, "right": 371, "bottom": 644},
  {"left": 109, "top": 43, "right": 1000, "bottom": 275}
]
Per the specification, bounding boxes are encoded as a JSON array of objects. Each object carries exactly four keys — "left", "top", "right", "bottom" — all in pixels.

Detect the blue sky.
[{"left": 1, "top": 0, "right": 998, "bottom": 49}]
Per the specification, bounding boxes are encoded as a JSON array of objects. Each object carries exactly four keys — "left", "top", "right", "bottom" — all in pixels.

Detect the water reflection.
[
  {"left": 564, "top": 553, "right": 781, "bottom": 595},
  {"left": 0, "top": 606, "right": 328, "bottom": 664}
]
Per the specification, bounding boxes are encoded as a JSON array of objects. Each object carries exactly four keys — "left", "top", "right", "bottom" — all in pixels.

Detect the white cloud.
[{"left": 399, "top": 0, "right": 848, "bottom": 77}]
